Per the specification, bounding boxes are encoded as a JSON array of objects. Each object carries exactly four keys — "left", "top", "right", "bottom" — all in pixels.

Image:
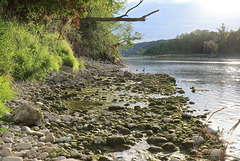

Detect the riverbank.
[{"left": 0, "top": 62, "right": 224, "bottom": 161}]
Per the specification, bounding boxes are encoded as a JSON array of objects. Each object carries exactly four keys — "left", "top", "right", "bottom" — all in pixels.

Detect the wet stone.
[
  {"left": 148, "top": 146, "right": 163, "bottom": 153},
  {"left": 147, "top": 137, "right": 168, "bottom": 145},
  {"left": 162, "top": 142, "right": 177, "bottom": 152},
  {"left": 106, "top": 136, "right": 126, "bottom": 147}
]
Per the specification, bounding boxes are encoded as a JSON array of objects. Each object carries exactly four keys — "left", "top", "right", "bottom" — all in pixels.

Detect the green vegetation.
[
  {"left": 0, "top": 0, "right": 143, "bottom": 118},
  {"left": 143, "top": 23, "right": 240, "bottom": 58},
  {"left": 0, "top": 75, "right": 15, "bottom": 118},
  {"left": 120, "top": 40, "right": 166, "bottom": 56},
  {"left": 0, "top": 19, "right": 79, "bottom": 80}
]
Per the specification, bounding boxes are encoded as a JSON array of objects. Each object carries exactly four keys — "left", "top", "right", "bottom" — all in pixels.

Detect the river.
[{"left": 122, "top": 57, "right": 240, "bottom": 160}]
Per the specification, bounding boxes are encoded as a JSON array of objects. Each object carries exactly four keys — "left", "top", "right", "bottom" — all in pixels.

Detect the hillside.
[{"left": 120, "top": 39, "right": 166, "bottom": 56}]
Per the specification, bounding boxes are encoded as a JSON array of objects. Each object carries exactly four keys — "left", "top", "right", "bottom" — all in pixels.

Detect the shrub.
[
  {"left": 0, "top": 75, "right": 15, "bottom": 118},
  {"left": 0, "top": 19, "right": 79, "bottom": 80},
  {"left": 42, "top": 33, "right": 79, "bottom": 70}
]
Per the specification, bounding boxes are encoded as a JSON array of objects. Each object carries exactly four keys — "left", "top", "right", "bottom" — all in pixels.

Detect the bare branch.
[
  {"left": 80, "top": 9, "right": 160, "bottom": 22},
  {"left": 142, "top": 9, "right": 160, "bottom": 19},
  {"left": 118, "top": 0, "right": 143, "bottom": 18}
]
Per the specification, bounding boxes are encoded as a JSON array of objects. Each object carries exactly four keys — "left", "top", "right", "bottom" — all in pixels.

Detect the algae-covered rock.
[
  {"left": 162, "top": 142, "right": 178, "bottom": 152},
  {"left": 108, "top": 106, "right": 125, "bottom": 111},
  {"left": 148, "top": 146, "right": 163, "bottom": 153},
  {"left": 106, "top": 136, "right": 126, "bottom": 147},
  {"left": 12, "top": 103, "right": 43, "bottom": 126},
  {"left": 147, "top": 137, "right": 168, "bottom": 145},
  {"left": 181, "top": 139, "right": 195, "bottom": 151}
]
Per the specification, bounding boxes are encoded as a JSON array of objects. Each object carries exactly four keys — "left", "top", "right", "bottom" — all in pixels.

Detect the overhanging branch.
[
  {"left": 80, "top": 9, "right": 160, "bottom": 22},
  {"left": 118, "top": 0, "right": 143, "bottom": 18}
]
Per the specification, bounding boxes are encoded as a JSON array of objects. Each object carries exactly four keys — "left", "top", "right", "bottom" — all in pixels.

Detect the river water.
[{"left": 122, "top": 57, "right": 240, "bottom": 159}]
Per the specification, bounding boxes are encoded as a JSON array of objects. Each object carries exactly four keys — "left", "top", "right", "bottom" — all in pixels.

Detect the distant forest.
[
  {"left": 122, "top": 24, "right": 240, "bottom": 58},
  {"left": 120, "top": 40, "right": 166, "bottom": 56}
]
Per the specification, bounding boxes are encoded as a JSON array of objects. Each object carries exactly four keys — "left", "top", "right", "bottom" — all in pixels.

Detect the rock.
[
  {"left": 148, "top": 146, "right": 163, "bottom": 153},
  {"left": 192, "top": 135, "right": 205, "bottom": 144},
  {"left": 26, "top": 130, "right": 45, "bottom": 137},
  {"left": 26, "top": 149, "right": 38, "bottom": 159},
  {"left": 181, "top": 139, "right": 195, "bottom": 150},
  {"left": 16, "top": 143, "right": 32, "bottom": 150},
  {"left": 210, "top": 149, "right": 221, "bottom": 160},
  {"left": 1, "top": 147, "right": 12, "bottom": 157},
  {"left": 59, "top": 66, "right": 73, "bottom": 73},
  {"left": 127, "top": 123, "right": 137, "bottom": 129},
  {"left": 58, "top": 136, "right": 72, "bottom": 143},
  {"left": 52, "top": 156, "right": 66, "bottom": 161},
  {"left": 52, "top": 75, "right": 67, "bottom": 83},
  {"left": 12, "top": 103, "right": 43, "bottom": 126},
  {"left": 44, "top": 112, "right": 62, "bottom": 123},
  {"left": 108, "top": 106, "right": 125, "bottom": 111},
  {"left": 182, "top": 113, "right": 192, "bottom": 119},
  {"left": 106, "top": 136, "right": 126, "bottom": 147},
  {"left": 46, "top": 133, "right": 55, "bottom": 143},
  {"left": 12, "top": 151, "right": 26, "bottom": 157},
  {"left": 2, "top": 132, "right": 14, "bottom": 143},
  {"left": 38, "top": 152, "right": 49, "bottom": 160},
  {"left": 151, "top": 126, "right": 162, "bottom": 133},
  {"left": 201, "top": 149, "right": 209, "bottom": 155},
  {"left": 204, "top": 127, "right": 217, "bottom": 135},
  {"left": 167, "top": 133, "right": 176, "bottom": 140},
  {"left": 61, "top": 115, "right": 72, "bottom": 123},
  {"left": 161, "top": 142, "right": 177, "bottom": 152},
  {"left": 163, "top": 117, "right": 173, "bottom": 123},
  {"left": 98, "top": 156, "right": 111, "bottom": 161},
  {"left": 2, "top": 157, "right": 23, "bottom": 161},
  {"left": 147, "top": 137, "right": 168, "bottom": 145},
  {"left": 123, "top": 71, "right": 132, "bottom": 77},
  {"left": 39, "top": 136, "right": 46, "bottom": 142},
  {"left": 119, "top": 127, "right": 131, "bottom": 135},
  {"left": 70, "top": 150, "right": 80, "bottom": 158},
  {"left": 170, "top": 158, "right": 180, "bottom": 161}
]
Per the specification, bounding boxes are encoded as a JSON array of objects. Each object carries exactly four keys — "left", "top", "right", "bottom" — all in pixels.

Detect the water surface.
[{"left": 122, "top": 57, "right": 240, "bottom": 159}]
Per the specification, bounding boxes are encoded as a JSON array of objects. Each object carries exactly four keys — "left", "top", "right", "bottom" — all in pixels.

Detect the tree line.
[{"left": 144, "top": 24, "right": 240, "bottom": 57}]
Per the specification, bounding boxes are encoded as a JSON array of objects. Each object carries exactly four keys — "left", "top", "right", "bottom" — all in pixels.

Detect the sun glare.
[{"left": 196, "top": 0, "right": 240, "bottom": 17}]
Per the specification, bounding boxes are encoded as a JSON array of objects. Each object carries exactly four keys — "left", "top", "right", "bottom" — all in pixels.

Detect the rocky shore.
[{"left": 0, "top": 62, "right": 223, "bottom": 161}]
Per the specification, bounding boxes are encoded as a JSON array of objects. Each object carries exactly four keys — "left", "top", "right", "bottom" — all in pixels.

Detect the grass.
[
  {"left": 0, "top": 75, "right": 15, "bottom": 118},
  {"left": 0, "top": 17, "right": 81, "bottom": 119},
  {"left": 0, "top": 18, "right": 80, "bottom": 81}
]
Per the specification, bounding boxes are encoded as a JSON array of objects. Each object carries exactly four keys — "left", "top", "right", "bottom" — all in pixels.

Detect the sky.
[{"left": 125, "top": 0, "right": 240, "bottom": 41}]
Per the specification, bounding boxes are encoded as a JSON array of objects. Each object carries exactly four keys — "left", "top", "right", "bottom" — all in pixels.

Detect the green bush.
[
  {"left": 0, "top": 75, "right": 15, "bottom": 118},
  {"left": 0, "top": 19, "right": 79, "bottom": 80},
  {"left": 43, "top": 33, "right": 79, "bottom": 70}
]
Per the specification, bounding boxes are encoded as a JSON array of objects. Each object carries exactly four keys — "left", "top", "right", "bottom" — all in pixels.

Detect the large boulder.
[{"left": 12, "top": 103, "right": 43, "bottom": 126}]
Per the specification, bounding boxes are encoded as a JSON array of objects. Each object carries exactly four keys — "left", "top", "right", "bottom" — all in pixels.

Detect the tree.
[
  {"left": 217, "top": 23, "right": 229, "bottom": 55},
  {"left": 204, "top": 40, "right": 218, "bottom": 57}
]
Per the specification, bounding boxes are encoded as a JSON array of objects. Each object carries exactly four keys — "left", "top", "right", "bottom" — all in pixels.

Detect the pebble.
[
  {"left": 210, "top": 149, "right": 221, "bottom": 160},
  {"left": 2, "top": 156, "right": 23, "bottom": 161},
  {"left": 1, "top": 147, "right": 12, "bottom": 157},
  {"left": 45, "top": 133, "right": 55, "bottom": 143},
  {"left": 16, "top": 143, "right": 32, "bottom": 150},
  {"left": 38, "top": 152, "right": 49, "bottom": 160},
  {"left": 192, "top": 135, "right": 205, "bottom": 144}
]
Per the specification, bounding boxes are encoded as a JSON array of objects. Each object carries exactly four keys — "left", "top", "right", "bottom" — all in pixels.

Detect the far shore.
[{"left": 121, "top": 55, "right": 240, "bottom": 62}]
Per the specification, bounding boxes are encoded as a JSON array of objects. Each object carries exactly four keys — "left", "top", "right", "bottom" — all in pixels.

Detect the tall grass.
[
  {"left": 0, "top": 18, "right": 80, "bottom": 118},
  {"left": 0, "top": 75, "right": 15, "bottom": 118},
  {"left": 0, "top": 19, "right": 80, "bottom": 81}
]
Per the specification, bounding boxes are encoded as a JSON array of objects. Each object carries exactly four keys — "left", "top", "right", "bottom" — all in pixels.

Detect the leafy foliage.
[
  {"left": 0, "top": 75, "right": 15, "bottom": 118},
  {"left": 0, "top": 19, "right": 79, "bottom": 80}
]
